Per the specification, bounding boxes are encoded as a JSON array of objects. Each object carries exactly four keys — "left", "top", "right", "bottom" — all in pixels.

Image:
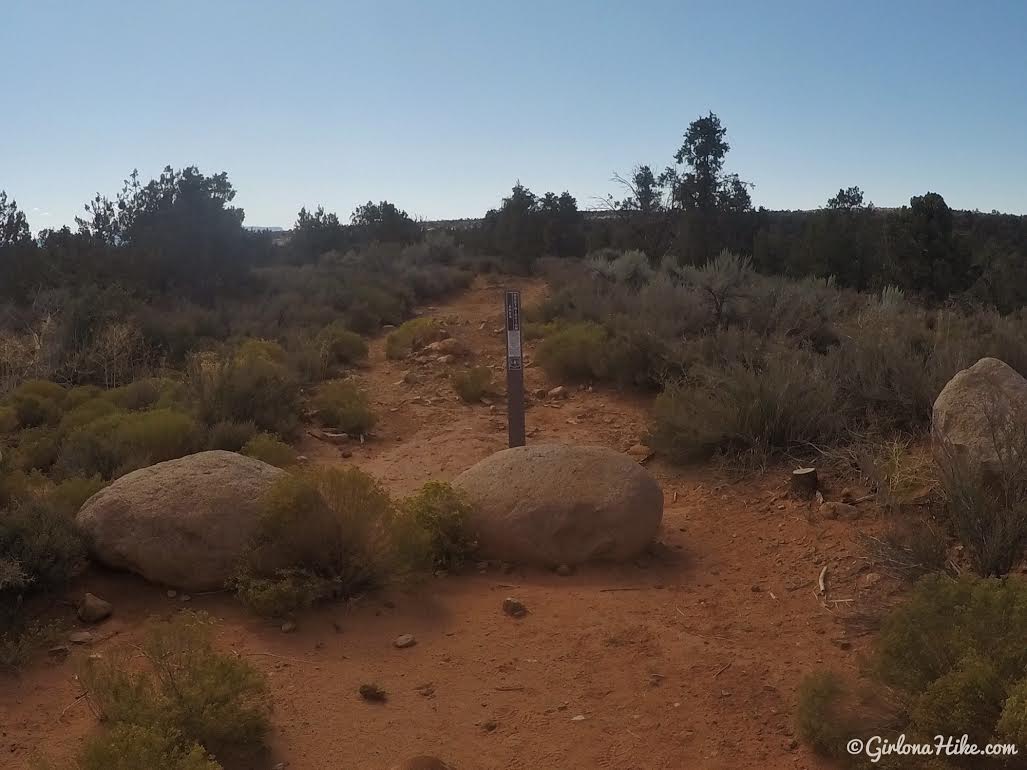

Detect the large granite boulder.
[
  {"left": 933, "top": 357, "right": 1027, "bottom": 474},
  {"left": 453, "top": 444, "right": 663, "bottom": 566},
  {"left": 76, "top": 450, "right": 285, "bottom": 590}
]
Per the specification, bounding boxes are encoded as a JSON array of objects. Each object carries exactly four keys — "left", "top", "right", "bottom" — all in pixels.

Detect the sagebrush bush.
[
  {"left": 241, "top": 433, "right": 297, "bottom": 468},
  {"left": 400, "top": 481, "right": 477, "bottom": 570},
  {"left": 207, "top": 420, "right": 258, "bottom": 451},
  {"left": 0, "top": 498, "right": 85, "bottom": 624},
  {"left": 105, "top": 378, "right": 167, "bottom": 411},
  {"left": 313, "top": 380, "right": 376, "bottom": 435},
  {"left": 79, "top": 612, "right": 270, "bottom": 759},
  {"left": 385, "top": 317, "right": 443, "bottom": 360},
  {"left": 651, "top": 347, "right": 842, "bottom": 462},
  {"left": 79, "top": 724, "right": 220, "bottom": 770},
  {"left": 192, "top": 349, "right": 301, "bottom": 438},
  {"left": 535, "top": 322, "right": 608, "bottom": 383},
  {"left": 48, "top": 474, "right": 105, "bottom": 515},
  {"left": 14, "top": 427, "right": 61, "bottom": 472},
  {"left": 58, "top": 397, "right": 118, "bottom": 435},
  {"left": 317, "top": 323, "right": 368, "bottom": 365},
  {"left": 59, "top": 409, "right": 203, "bottom": 479},
  {"left": 233, "top": 468, "right": 407, "bottom": 616},
  {"left": 7, "top": 380, "right": 67, "bottom": 428},
  {"left": 451, "top": 366, "right": 492, "bottom": 403},
  {"left": 0, "top": 619, "right": 62, "bottom": 670},
  {"left": 0, "top": 405, "right": 17, "bottom": 433},
  {"left": 801, "top": 575, "right": 1027, "bottom": 760}
]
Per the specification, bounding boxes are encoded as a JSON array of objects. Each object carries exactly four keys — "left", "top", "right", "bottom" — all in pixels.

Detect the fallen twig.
[
  {"left": 817, "top": 566, "right": 829, "bottom": 596},
  {"left": 713, "top": 661, "right": 732, "bottom": 678},
  {"left": 494, "top": 685, "right": 525, "bottom": 692},
  {"left": 599, "top": 587, "right": 645, "bottom": 593}
]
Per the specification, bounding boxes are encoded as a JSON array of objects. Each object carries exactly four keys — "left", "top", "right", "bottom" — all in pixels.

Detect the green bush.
[
  {"left": 241, "top": 433, "right": 297, "bottom": 468},
  {"left": 58, "top": 397, "right": 119, "bottom": 435},
  {"left": 79, "top": 612, "right": 270, "bottom": 762},
  {"left": 79, "top": 725, "right": 220, "bottom": 770},
  {"left": 400, "top": 481, "right": 476, "bottom": 570},
  {"left": 8, "top": 379, "right": 66, "bottom": 428},
  {"left": 48, "top": 474, "right": 106, "bottom": 515},
  {"left": 59, "top": 409, "right": 203, "bottom": 479},
  {"left": 650, "top": 348, "right": 842, "bottom": 463},
  {"left": 800, "top": 575, "right": 1027, "bottom": 760},
  {"left": 535, "top": 322, "right": 608, "bottom": 383},
  {"left": 14, "top": 427, "right": 61, "bottom": 472},
  {"left": 0, "top": 498, "right": 85, "bottom": 624},
  {"left": 451, "top": 366, "right": 492, "bottom": 403},
  {"left": 0, "top": 406, "right": 17, "bottom": 433},
  {"left": 313, "top": 380, "right": 376, "bottom": 435},
  {"left": 0, "top": 620, "right": 62, "bottom": 671},
  {"left": 317, "top": 323, "right": 368, "bottom": 365},
  {"left": 193, "top": 350, "right": 301, "bottom": 438},
  {"left": 65, "top": 385, "right": 103, "bottom": 410},
  {"left": 105, "top": 379, "right": 165, "bottom": 411},
  {"left": 207, "top": 420, "right": 258, "bottom": 452},
  {"left": 233, "top": 468, "right": 403, "bottom": 617},
  {"left": 385, "top": 317, "right": 443, "bottom": 360}
]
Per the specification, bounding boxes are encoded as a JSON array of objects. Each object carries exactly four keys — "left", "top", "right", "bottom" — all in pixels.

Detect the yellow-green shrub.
[
  {"left": 79, "top": 724, "right": 220, "bottom": 770},
  {"left": 65, "top": 385, "right": 103, "bottom": 410},
  {"left": 451, "top": 367, "right": 492, "bottom": 403},
  {"left": 400, "top": 481, "right": 476, "bottom": 570},
  {"left": 800, "top": 575, "right": 1027, "bottom": 760},
  {"left": 206, "top": 420, "right": 258, "bottom": 452},
  {"left": 59, "top": 409, "right": 203, "bottom": 479},
  {"left": 48, "top": 474, "right": 106, "bottom": 515},
  {"left": 317, "top": 323, "right": 368, "bottom": 365},
  {"left": 78, "top": 612, "right": 270, "bottom": 760},
  {"left": 58, "top": 397, "right": 118, "bottom": 435},
  {"left": 241, "top": 433, "right": 297, "bottom": 468},
  {"left": 385, "top": 317, "right": 443, "bottom": 360},
  {"left": 14, "top": 427, "right": 61, "bottom": 472},
  {"left": 7, "top": 379, "right": 66, "bottom": 427},
  {"left": 313, "top": 380, "right": 376, "bottom": 435},
  {"left": 193, "top": 351, "right": 301, "bottom": 438},
  {"left": 233, "top": 468, "right": 400, "bottom": 616},
  {"left": 535, "top": 322, "right": 608, "bottom": 382},
  {"left": 0, "top": 406, "right": 17, "bottom": 433}
]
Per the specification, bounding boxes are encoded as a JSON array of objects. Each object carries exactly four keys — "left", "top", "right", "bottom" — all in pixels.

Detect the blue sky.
[{"left": 3, "top": 0, "right": 1026, "bottom": 231}]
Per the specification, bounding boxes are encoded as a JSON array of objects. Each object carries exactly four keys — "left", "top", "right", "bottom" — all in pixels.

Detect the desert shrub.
[
  {"left": 207, "top": 420, "right": 258, "bottom": 452},
  {"left": 451, "top": 366, "right": 492, "bottom": 403},
  {"left": 0, "top": 498, "right": 85, "bottom": 623},
  {"left": 0, "top": 620, "right": 62, "bottom": 670},
  {"left": 0, "top": 469, "right": 32, "bottom": 508},
  {"left": 935, "top": 411, "right": 1027, "bottom": 576},
  {"left": 399, "top": 481, "right": 476, "bottom": 570},
  {"left": 795, "top": 672, "right": 853, "bottom": 759},
  {"left": 0, "top": 405, "right": 17, "bottom": 433},
  {"left": 313, "top": 380, "right": 376, "bottom": 435},
  {"left": 316, "top": 323, "right": 368, "bottom": 365},
  {"left": 105, "top": 378, "right": 163, "bottom": 411},
  {"left": 236, "top": 338, "right": 288, "bottom": 364},
  {"left": 14, "top": 427, "right": 61, "bottom": 472},
  {"left": 523, "top": 320, "right": 562, "bottom": 341},
  {"left": 65, "top": 385, "right": 103, "bottom": 409},
  {"left": 233, "top": 468, "right": 403, "bottom": 616},
  {"left": 800, "top": 575, "right": 1027, "bottom": 761},
  {"left": 650, "top": 347, "right": 842, "bottom": 462},
  {"left": 345, "top": 284, "right": 408, "bottom": 334},
  {"left": 79, "top": 612, "right": 270, "bottom": 759},
  {"left": 59, "top": 409, "right": 203, "bottom": 479},
  {"left": 535, "top": 322, "right": 608, "bottom": 382},
  {"left": 859, "top": 517, "right": 950, "bottom": 582},
  {"left": 8, "top": 379, "right": 66, "bottom": 428},
  {"left": 385, "top": 317, "right": 443, "bottom": 360},
  {"left": 79, "top": 724, "right": 220, "bottom": 770},
  {"left": 48, "top": 474, "right": 106, "bottom": 515},
  {"left": 59, "top": 397, "right": 119, "bottom": 436},
  {"left": 192, "top": 350, "right": 301, "bottom": 438},
  {"left": 241, "top": 433, "right": 297, "bottom": 468}
]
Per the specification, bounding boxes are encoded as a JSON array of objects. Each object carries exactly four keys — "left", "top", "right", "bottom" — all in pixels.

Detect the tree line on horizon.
[{"left": 2, "top": 111, "right": 1027, "bottom": 311}]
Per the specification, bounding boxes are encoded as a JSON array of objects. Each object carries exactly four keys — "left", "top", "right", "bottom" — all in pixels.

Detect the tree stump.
[{"left": 791, "top": 467, "right": 819, "bottom": 499}]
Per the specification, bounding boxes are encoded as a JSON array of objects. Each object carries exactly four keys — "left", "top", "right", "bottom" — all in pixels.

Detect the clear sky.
[{"left": 3, "top": 0, "right": 1026, "bottom": 231}]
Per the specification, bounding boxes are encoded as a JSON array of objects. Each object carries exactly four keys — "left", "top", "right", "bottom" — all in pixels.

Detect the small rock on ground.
[
  {"left": 393, "top": 634, "right": 417, "bottom": 649},
  {"left": 502, "top": 597, "right": 528, "bottom": 618},
  {"left": 69, "top": 631, "right": 94, "bottom": 645},
  {"left": 77, "top": 593, "right": 113, "bottom": 623}
]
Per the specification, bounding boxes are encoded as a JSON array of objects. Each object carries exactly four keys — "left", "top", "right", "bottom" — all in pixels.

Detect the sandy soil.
[{"left": 0, "top": 276, "right": 900, "bottom": 769}]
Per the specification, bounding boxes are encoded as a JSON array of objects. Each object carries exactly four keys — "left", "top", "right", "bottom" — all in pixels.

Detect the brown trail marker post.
[{"left": 505, "top": 289, "right": 526, "bottom": 447}]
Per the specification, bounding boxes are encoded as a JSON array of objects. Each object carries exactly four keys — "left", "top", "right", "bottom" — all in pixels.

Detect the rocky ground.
[{"left": 0, "top": 276, "right": 904, "bottom": 769}]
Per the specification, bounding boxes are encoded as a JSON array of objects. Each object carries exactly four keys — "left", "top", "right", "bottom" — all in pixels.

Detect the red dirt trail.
[{"left": 0, "top": 276, "right": 896, "bottom": 769}]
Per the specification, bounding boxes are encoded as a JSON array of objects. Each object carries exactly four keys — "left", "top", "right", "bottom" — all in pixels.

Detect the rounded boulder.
[
  {"left": 453, "top": 444, "right": 663, "bottom": 566},
  {"left": 76, "top": 450, "right": 285, "bottom": 590}
]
